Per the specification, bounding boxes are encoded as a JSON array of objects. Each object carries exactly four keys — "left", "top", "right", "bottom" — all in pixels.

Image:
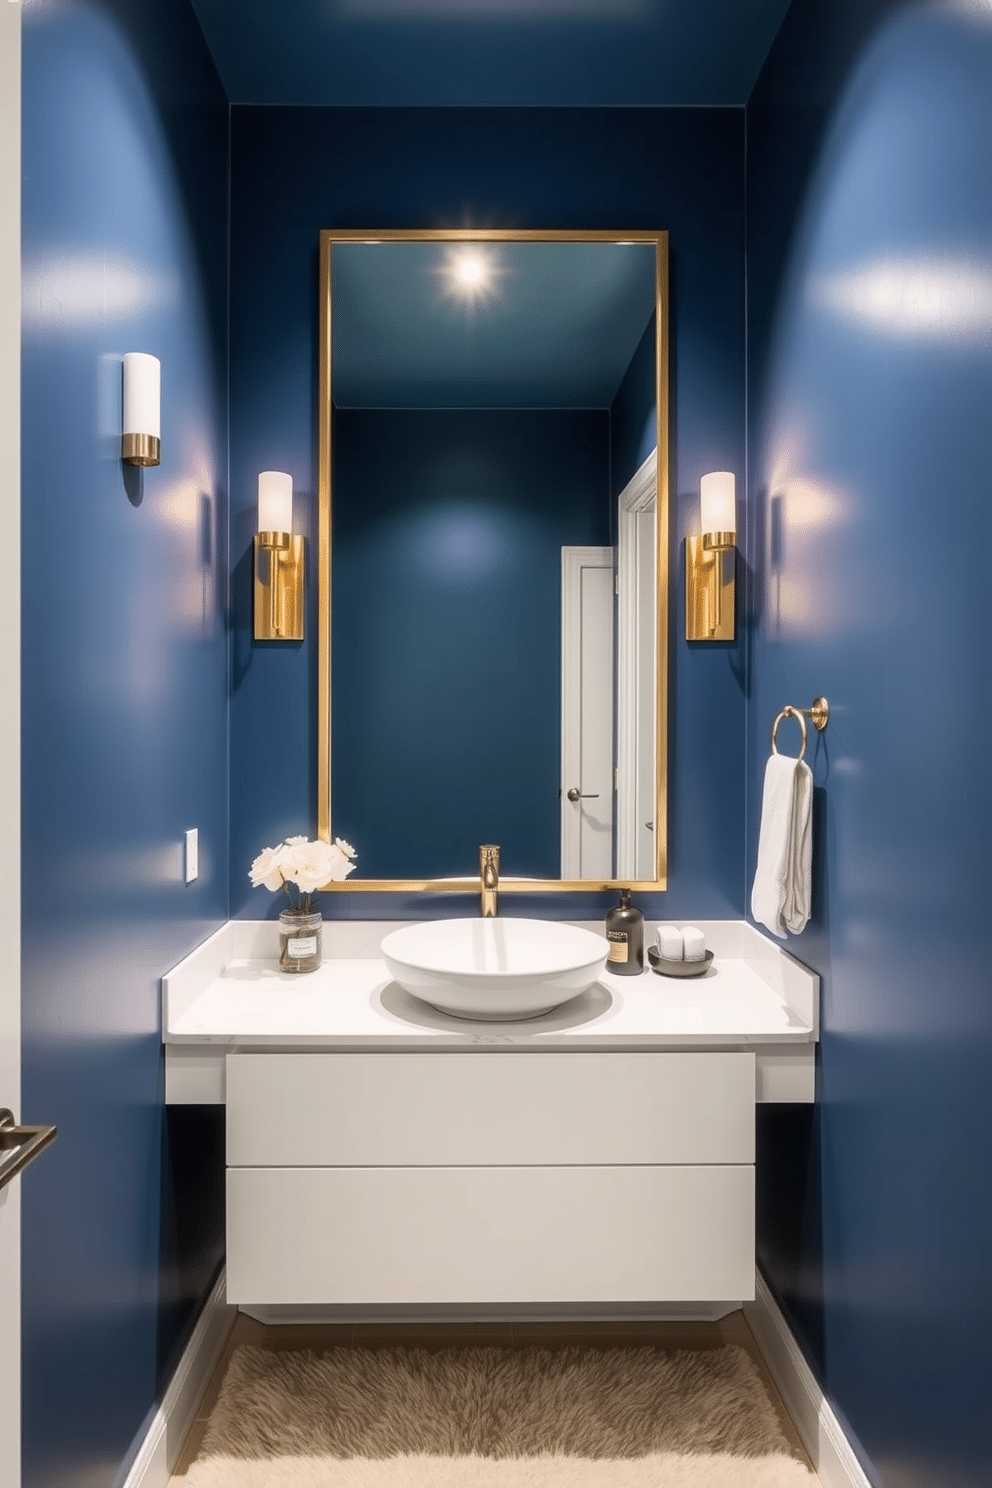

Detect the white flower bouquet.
[{"left": 249, "top": 834, "right": 357, "bottom": 915}]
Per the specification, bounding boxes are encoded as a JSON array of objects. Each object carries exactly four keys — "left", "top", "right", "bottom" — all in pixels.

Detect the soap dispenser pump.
[{"left": 605, "top": 889, "right": 644, "bottom": 975}]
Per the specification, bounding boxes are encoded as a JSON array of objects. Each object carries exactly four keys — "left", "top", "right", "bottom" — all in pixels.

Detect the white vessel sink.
[{"left": 380, "top": 917, "right": 610, "bottom": 1022}]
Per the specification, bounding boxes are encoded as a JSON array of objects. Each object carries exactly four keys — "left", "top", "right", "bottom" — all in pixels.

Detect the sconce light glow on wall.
[
  {"left": 254, "top": 471, "right": 305, "bottom": 641},
  {"left": 121, "top": 353, "right": 161, "bottom": 466},
  {"left": 686, "top": 471, "right": 736, "bottom": 641}
]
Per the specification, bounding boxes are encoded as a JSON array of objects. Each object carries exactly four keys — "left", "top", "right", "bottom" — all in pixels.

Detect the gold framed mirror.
[{"left": 317, "top": 229, "right": 669, "bottom": 892}]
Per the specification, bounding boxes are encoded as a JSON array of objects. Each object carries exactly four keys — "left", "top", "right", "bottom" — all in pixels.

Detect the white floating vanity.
[{"left": 163, "top": 919, "right": 817, "bottom": 1322}]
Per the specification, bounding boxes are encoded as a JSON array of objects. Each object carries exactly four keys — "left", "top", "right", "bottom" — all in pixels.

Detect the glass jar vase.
[{"left": 278, "top": 909, "right": 322, "bottom": 974}]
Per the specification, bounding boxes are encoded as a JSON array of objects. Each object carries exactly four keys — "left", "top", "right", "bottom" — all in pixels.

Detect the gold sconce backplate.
[
  {"left": 685, "top": 534, "right": 735, "bottom": 641},
  {"left": 254, "top": 532, "right": 305, "bottom": 640}
]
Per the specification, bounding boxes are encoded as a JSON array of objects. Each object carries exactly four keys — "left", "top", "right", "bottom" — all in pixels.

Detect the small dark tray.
[{"left": 647, "top": 946, "right": 714, "bottom": 978}]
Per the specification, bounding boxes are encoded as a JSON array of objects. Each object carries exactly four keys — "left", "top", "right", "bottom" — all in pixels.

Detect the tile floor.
[{"left": 169, "top": 1310, "right": 819, "bottom": 1482}]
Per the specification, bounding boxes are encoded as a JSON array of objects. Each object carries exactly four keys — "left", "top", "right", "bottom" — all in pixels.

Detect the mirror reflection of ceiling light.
[
  {"left": 455, "top": 253, "right": 485, "bottom": 287},
  {"left": 438, "top": 246, "right": 502, "bottom": 306},
  {"left": 451, "top": 250, "right": 489, "bottom": 295}
]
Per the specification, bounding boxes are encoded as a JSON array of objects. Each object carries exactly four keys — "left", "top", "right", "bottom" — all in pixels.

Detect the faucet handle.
[{"left": 479, "top": 843, "right": 500, "bottom": 873}]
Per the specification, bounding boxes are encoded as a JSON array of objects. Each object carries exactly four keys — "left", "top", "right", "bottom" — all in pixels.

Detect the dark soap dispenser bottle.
[{"left": 605, "top": 889, "right": 644, "bottom": 975}]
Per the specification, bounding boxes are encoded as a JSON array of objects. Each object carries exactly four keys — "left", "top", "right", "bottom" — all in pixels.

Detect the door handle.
[
  {"left": 0, "top": 1109, "right": 58, "bottom": 1193},
  {"left": 566, "top": 787, "right": 600, "bottom": 802}
]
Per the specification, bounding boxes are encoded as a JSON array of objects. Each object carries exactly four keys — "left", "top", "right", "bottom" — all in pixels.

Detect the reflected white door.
[
  {"left": 616, "top": 451, "right": 657, "bottom": 881},
  {"left": 561, "top": 546, "right": 614, "bottom": 879},
  {"left": 633, "top": 510, "right": 656, "bottom": 878},
  {"left": 1, "top": 5, "right": 20, "bottom": 1484}
]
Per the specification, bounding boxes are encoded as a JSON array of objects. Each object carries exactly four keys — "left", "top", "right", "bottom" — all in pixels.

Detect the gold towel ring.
[
  {"left": 771, "top": 705, "right": 807, "bottom": 761},
  {"left": 770, "top": 696, "right": 830, "bottom": 762}
]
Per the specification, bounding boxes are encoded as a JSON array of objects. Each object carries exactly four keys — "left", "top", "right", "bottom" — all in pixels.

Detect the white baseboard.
[
  {"left": 119, "top": 1265, "right": 869, "bottom": 1488},
  {"left": 745, "top": 1273, "right": 873, "bottom": 1488},
  {"left": 120, "top": 1268, "right": 236, "bottom": 1488}
]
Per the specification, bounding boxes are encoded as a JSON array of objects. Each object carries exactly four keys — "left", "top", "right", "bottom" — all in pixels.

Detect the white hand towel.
[
  {"left": 681, "top": 926, "right": 706, "bottom": 961},
  {"left": 750, "top": 752, "right": 813, "bottom": 938},
  {"left": 656, "top": 925, "right": 683, "bottom": 960}
]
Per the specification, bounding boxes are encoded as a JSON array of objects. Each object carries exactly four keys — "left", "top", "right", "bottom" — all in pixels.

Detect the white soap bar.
[
  {"left": 656, "top": 925, "right": 683, "bottom": 960},
  {"left": 682, "top": 926, "right": 706, "bottom": 962}
]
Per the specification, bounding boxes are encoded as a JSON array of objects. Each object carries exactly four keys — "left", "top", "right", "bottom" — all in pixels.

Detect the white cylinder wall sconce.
[
  {"left": 686, "top": 470, "right": 737, "bottom": 641},
  {"left": 254, "top": 471, "right": 305, "bottom": 641},
  {"left": 121, "top": 353, "right": 161, "bottom": 466},
  {"left": 257, "top": 469, "right": 293, "bottom": 536},
  {"left": 699, "top": 471, "right": 736, "bottom": 543}
]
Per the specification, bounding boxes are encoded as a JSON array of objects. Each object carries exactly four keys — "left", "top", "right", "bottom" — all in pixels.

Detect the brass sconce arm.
[
  {"left": 686, "top": 529, "right": 736, "bottom": 641},
  {"left": 254, "top": 531, "right": 305, "bottom": 640}
]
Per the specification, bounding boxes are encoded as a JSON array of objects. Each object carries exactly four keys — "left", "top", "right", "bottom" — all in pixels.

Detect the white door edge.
[{"left": 616, "top": 449, "right": 656, "bottom": 879}]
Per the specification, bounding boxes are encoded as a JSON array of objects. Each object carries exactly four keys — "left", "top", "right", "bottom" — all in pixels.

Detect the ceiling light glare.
[{"left": 455, "top": 253, "right": 486, "bottom": 288}]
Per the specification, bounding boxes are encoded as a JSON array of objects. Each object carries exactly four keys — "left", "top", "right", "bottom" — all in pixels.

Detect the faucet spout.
[{"left": 479, "top": 844, "right": 500, "bottom": 918}]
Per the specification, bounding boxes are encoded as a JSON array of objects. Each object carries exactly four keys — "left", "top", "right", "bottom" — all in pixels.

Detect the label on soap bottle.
[{"left": 606, "top": 931, "right": 629, "bottom": 963}]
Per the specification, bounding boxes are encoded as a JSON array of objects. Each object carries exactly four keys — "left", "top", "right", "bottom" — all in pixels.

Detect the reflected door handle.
[
  {"left": 566, "top": 787, "right": 600, "bottom": 802},
  {"left": 0, "top": 1109, "right": 58, "bottom": 1193}
]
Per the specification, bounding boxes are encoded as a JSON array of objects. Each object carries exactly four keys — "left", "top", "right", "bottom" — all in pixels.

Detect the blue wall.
[
  {"left": 229, "top": 106, "right": 747, "bottom": 920},
  {"left": 610, "top": 315, "right": 657, "bottom": 500},
  {"left": 18, "top": 8, "right": 991, "bottom": 1484},
  {"left": 746, "top": 4, "right": 992, "bottom": 1485},
  {"left": 333, "top": 408, "right": 609, "bottom": 880},
  {"left": 20, "top": 2, "right": 229, "bottom": 1485}
]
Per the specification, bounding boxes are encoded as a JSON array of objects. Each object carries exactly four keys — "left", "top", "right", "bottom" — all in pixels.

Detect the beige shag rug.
[{"left": 183, "top": 1344, "right": 814, "bottom": 1487}]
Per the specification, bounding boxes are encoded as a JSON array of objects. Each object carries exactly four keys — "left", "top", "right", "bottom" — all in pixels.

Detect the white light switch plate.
[{"left": 185, "top": 828, "right": 198, "bottom": 884}]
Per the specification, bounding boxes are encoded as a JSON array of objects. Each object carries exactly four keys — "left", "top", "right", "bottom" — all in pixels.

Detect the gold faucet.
[{"left": 479, "top": 844, "right": 500, "bottom": 917}]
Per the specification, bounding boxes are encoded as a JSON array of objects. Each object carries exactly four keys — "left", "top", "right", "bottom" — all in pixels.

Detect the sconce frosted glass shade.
[
  {"left": 122, "top": 353, "right": 161, "bottom": 464},
  {"left": 700, "top": 471, "right": 736, "bottom": 539},
  {"left": 258, "top": 471, "right": 293, "bottom": 534},
  {"left": 122, "top": 353, "right": 160, "bottom": 438}
]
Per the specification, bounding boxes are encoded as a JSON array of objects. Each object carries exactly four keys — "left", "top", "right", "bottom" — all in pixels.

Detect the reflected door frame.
[{"left": 616, "top": 449, "right": 657, "bottom": 881}]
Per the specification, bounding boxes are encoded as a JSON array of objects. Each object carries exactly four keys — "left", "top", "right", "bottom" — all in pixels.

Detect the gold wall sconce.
[
  {"left": 686, "top": 470, "right": 736, "bottom": 641},
  {"left": 254, "top": 471, "right": 305, "bottom": 641},
  {"left": 121, "top": 353, "right": 161, "bottom": 466}
]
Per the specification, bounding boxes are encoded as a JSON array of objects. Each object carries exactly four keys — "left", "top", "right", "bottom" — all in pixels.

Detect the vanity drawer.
[
  {"left": 226, "top": 1164, "right": 755, "bottom": 1306},
  {"left": 226, "top": 1051, "right": 755, "bottom": 1167}
]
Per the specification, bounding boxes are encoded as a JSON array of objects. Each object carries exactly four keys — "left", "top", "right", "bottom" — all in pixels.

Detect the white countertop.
[
  {"left": 162, "top": 920, "right": 818, "bottom": 1103},
  {"left": 167, "top": 954, "right": 814, "bottom": 1049},
  {"left": 163, "top": 918, "right": 817, "bottom": 1053}
]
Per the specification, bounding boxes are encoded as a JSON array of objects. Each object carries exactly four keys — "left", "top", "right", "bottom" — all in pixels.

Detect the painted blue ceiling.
[
  {"left": 189, "top": 0, "right": 795, "bottom": 107},
  {"left": 332, "top": 240, "right": 657, "bottom": 408}
]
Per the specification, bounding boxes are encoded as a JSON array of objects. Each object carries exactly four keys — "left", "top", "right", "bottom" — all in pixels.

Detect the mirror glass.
[{"left": 318, "top": 231, "right": 668, "bottom": 888}]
